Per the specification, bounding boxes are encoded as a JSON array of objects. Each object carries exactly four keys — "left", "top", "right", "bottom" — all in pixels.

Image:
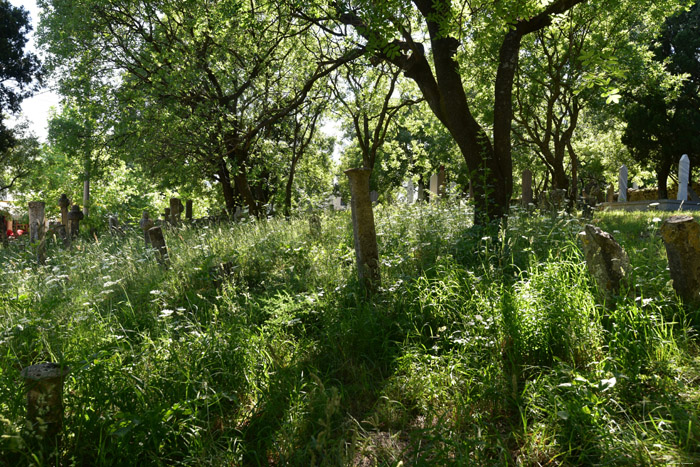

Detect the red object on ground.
[
  {"left": 6, "top": 229, "right": 13, "bottom": 237},
  {"left": 16, "top": 229, "right": 24, "bottom": 236}
]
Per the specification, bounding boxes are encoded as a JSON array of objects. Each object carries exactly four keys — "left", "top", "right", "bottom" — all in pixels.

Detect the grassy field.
[{"left": 1, "top": 204, "right": 699, "bottom": 465}]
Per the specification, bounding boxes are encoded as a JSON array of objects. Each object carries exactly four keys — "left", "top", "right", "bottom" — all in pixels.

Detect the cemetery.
[{"left": 1, "top": 0, "right": 700, "bottom": 465}]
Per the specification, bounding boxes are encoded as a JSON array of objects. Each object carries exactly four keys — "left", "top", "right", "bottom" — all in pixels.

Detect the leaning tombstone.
[
  {"left": 618, "top": 165, "right": 628, "bottom": 202},
  {"left": 67, "top": 204, "right": 84, "bottom": 239},
  {"left": 148, "top": 226, "right": 169, "bottom": 266},
  {"left": 139, "top": 211, "right": 154, "bottom": 246},
  {"left": 660, "top": 215, "right": 700, "bottom": 306},
  {"left": 521, "top": 169, "right": 533, "bottom": 207},
  {"left": 58, "top": 194, "right": 70, "bottom": 228},
  {"left": 677, "top": 154, "right": 690, "bottom": 201},
  {"left": 21, "top": 362, "right": 70, "bottom": 447},
  {"left": 345, "top": 168, "right": 380, "bottom": 291},
  {"left": 579, "top": 224, "right": 630, "bottom": 305}
]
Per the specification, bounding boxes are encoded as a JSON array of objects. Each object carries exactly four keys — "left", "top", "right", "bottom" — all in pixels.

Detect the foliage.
[{"left": 1, "top": 204, "right": 699, "bottom": 464}]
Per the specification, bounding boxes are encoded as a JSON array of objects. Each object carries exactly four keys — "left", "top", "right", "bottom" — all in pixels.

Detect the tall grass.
[{"left": 0, "top": 205, "right": 699, "bottom": 465}]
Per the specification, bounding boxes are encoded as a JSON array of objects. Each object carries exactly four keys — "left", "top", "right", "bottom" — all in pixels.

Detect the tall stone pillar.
[
  {"left": 618, "top": 165, "right": 628, "bottom": 202},
  {"left": 185, "top": 200, "right": 193, "bottom": 221},
  {"left": 678, "top": 154, "right": 690, "bottom": 202},
  {"left": 345, "top": 168, "right": 380, "bottom": 291}
]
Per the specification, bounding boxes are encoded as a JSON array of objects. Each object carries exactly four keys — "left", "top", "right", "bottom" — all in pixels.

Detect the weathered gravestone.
[
  {"left": 170, "top": 198, "right": 184, "bottom": 225},
  {"left": 607, "top": 184, "right": 614, "bottom": 203},
  {"left": 580, "top": 224, "right": 630, "bottom": 304},
  {"left": 618, "top": 165, "right": 628, "bottom": 202},
  {"left": 148, "top": 226, "right": 169, "bottom": 266},
  {"left": 437, "top": 166, "right": 446, "bottom": 197},
  {"left": 139, "top": 211, "right": 154, "bottom": 246},
  {"left": 345, "top": 167, "right": 380, "bottom": 291},
  {"left": 67, "top": 204, "right": 84, "bottom": 238},
  {"left": 28, "top": 201, "right": 47, "bottom": 264},
  {"left": 660, "top": 215, "right": 700, "bottom": 305},
  {"left": 163, "top": 207, "right": 171, "bottom": 225},
  {"left": 522, "top": 169, "right": 533, "bottom": 207},
  {"left": 429, "top": 173, "right": 439, "bottom": 201},
  {"left": 677, "top": 154, "right": 690, "bottom": 202},
  {"left": 58, "top": 194, "right": 70, "bottom": 228},
  {"left": 108, "top": 216, "right": 123, "bottom": 235},
  {"left": 21, "top": 362, "right": 70, "bottom": 444}
]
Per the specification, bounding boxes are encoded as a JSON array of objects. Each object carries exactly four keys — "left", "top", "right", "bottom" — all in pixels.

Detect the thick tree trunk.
[{"left": 231, "top": 166, "right": 259, "bottom": 218}]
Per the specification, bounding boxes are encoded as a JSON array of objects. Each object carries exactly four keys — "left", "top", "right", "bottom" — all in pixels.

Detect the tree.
[
  {"left": 39, "top": 0, "right": 359, "bottom": 217},
  {"left": 0, "top": 0, "right": 41, "bottom": 190},
  {"left": 622, "top": 0, "right": 700, "bottom": 198},
  {"left": 299, "top": 0, "right": 589, "bottom": 223}
]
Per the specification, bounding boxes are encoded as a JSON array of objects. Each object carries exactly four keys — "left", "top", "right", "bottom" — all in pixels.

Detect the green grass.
[{"left": 1, "top": 204, "right": 699, "bottom": 465}]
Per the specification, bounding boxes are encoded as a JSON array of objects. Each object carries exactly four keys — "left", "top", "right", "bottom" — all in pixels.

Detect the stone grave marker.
[
  {"left": 67, "top": 204, "right": 84, "bottom": 238},
  {"left": 140, "top": 211, "right": 154, "bottom": 246},
  {"left": 170, "top": 198, "right": 184, "bottom": 225},
  {"left": 607, "top": 184, "right": 614, "bottom": 203},
  {"left": 21, "top": 362, "right": 70, "bottom": 444},
  {"left": 580, "top": 224, "right": 630, "bottom": 304},
  {"left": 185, "top": 200, "right": 193, "bottom": 221},
  {"left": 58, "top": 194, "right": 70, "bottom": 228},
  {"left": 678, "top": 154, "right": 690, "bottom": 201},
  {"left": 148, "top": 226, "right": 170, "bottom": 266},
  {"left": 406, "top": 180, "right": 415, "bottom": 204},
  {"left": 660, "top": 215, "right": 700, "bottom": 305},
  {"left": 429, "top": 173, "right": 439, "bottom": 200},
  {"left": 618, "top": 165, "right": 628, "bottom": 202}
]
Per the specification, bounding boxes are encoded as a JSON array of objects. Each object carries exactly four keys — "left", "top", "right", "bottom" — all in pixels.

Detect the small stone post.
[
  {"left": 21, "top": 363, "right": 70, "bottom": 442},
  {"left": 139, "top": 211, "right": 154, "bottom": 246},
  {"left": 58, "top": 194, "right": 70, "bottom": 229},
  {"left": 429, "top": 173, "right": 439, "bottom": 201},
  {"left": 345, "top": 168, "right": 380, "bottom": 291},
  {"left": 677, "top": 154, "right": 690, "bottom": 202},
  {"left": 579, "top": 224, "right": 630, "bottom": 304},
  {"left": 148, "top": 226, "right": 169, "bottom": 266},
  {"left": 522, "top": 169, "right": 533, "bottom": 207},
  {"left": 163, "top": 208, "right": 171, "bottom": 225},
  {"left": 185, "top": 200, "right": 193, "bottom": 221},
  {"left": 660, "top": 215, "right": 700, "bottom": 305},
  {"left": 67, "top": 204, "right": 84, "bottom": 238},
  {"left": 606, "top": 184, "right": 614, "bottom": 203},
  {"left": 618, "top": 165, "right": 628, "bottom": 203},
  {"left": 170, "top": 198, "right": 184, "bottom": 226}
]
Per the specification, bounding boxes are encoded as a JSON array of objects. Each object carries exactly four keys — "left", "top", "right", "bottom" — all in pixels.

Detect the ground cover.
[{"left": 1, "top": 205, "right": 699, "bottom": 465}]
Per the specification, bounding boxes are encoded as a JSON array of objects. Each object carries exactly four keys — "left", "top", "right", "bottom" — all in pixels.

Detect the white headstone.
[
  {"left": 618, "top": 165, "right": 628, "bottom": 203},
  {"left": 429, "top": 174, "right": 439, "bottom": 200},
  {"left": 406, "top": 180, "right": 415, "bottom": 204},
  {"left": 333, "top": 197, "right": 343, "bottom": 211},
  {"left": 678, "top": 154, "right": 690, "bottom": 201}
]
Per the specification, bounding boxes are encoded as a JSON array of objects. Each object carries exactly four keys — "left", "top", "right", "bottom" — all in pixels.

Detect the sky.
[{"left": 7, "top": 0, "right": 60, "bottom": 142}]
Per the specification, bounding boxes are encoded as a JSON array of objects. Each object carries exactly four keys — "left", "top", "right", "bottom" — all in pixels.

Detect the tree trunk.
[{"left": 231, "top": 165, "right": 259, "bottom": 218}]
